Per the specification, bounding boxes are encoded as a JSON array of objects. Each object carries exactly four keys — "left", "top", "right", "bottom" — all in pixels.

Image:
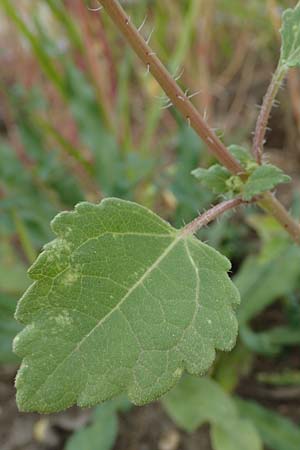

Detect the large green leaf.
[
  {"left": 14, "top": 198, "right": 239, "bottom": 413},
  {"left": 280, "top": 2, "right": 300, "bottom": 68},
  {"left": 162, "top": 376, "right": 262, "bottom": 450}
]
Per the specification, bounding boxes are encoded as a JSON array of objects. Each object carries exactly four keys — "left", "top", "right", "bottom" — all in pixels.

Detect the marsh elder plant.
[{"left": 14, "top": 1, "right": 300, "bottom": 414}]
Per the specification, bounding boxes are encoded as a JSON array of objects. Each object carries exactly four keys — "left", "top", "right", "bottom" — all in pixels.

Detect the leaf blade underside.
[{"left": 14, "top": 198, "right": 239, "bottom": 413}]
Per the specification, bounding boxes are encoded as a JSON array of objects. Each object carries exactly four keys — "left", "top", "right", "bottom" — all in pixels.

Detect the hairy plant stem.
[
  {"left": 97, "top": 0, "right": 300, "bottom": 244},
  {"left": 181, "top": 198, "right": 246, "bottom": 236},
  {"left": 98, "top": 0, "right": 243, "bottom": 175},
  {"left": 252, "top": 65, "right": 287, "bottom": 163}
]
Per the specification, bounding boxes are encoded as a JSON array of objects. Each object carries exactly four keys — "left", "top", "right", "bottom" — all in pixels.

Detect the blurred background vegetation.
[{"left": 0, "top": 1, "right": 300, "bottom": 449}]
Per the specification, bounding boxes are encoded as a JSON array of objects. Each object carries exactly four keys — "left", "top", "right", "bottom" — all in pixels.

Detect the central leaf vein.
[{"left": 30, "top": 232, "right": 183, "bottom": 397}]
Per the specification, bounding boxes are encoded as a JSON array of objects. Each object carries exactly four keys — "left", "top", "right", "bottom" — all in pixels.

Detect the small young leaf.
[
  {"left": 236, "top": 397, "right": 300, "bottom": 450},
  {"left": 280, "top": 2, "right": 300, "bottom": 68},
  {"left": 225, "top": 175, "right": 244, "bottom": 197},
  {"left": 162, "top": 376, "right": 236, "bottom": 433},
  {"left": 211, "top": 420, "right": 262, "bottom": 450},
  {"left": 191, "top": 165, "right": 231, "bottom": 194},
  {"left": 242, "top": 164, "right": 291, "bottom": 201},
  {"left": 162, "top": 375, "right": 262, "bottom": 450},
  {"left": 14, "top": 199, "right": 239, "bottom": 413},
  {"left": 65, "top": 404, "right": 118, "bottom": 450},
  {"left": 65, "top": 397, "right": 130, "bottom": 450},
  {"left": 228, "top": 145, "right": 253, "bottom": 168}
]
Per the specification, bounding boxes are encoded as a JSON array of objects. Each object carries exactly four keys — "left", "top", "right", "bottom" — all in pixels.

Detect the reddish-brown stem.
[
  {"left": 96, "top": 0, "right": 300, "bottom": 244},
  {"left": 252, "top": 65, "right": 287, "bottom": 163},
  {"left": 98, "top": 0, "right": 243, "bottom": 175},
  {"left": 181, "top": 198, "right": 246, "bottom": 236}
]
